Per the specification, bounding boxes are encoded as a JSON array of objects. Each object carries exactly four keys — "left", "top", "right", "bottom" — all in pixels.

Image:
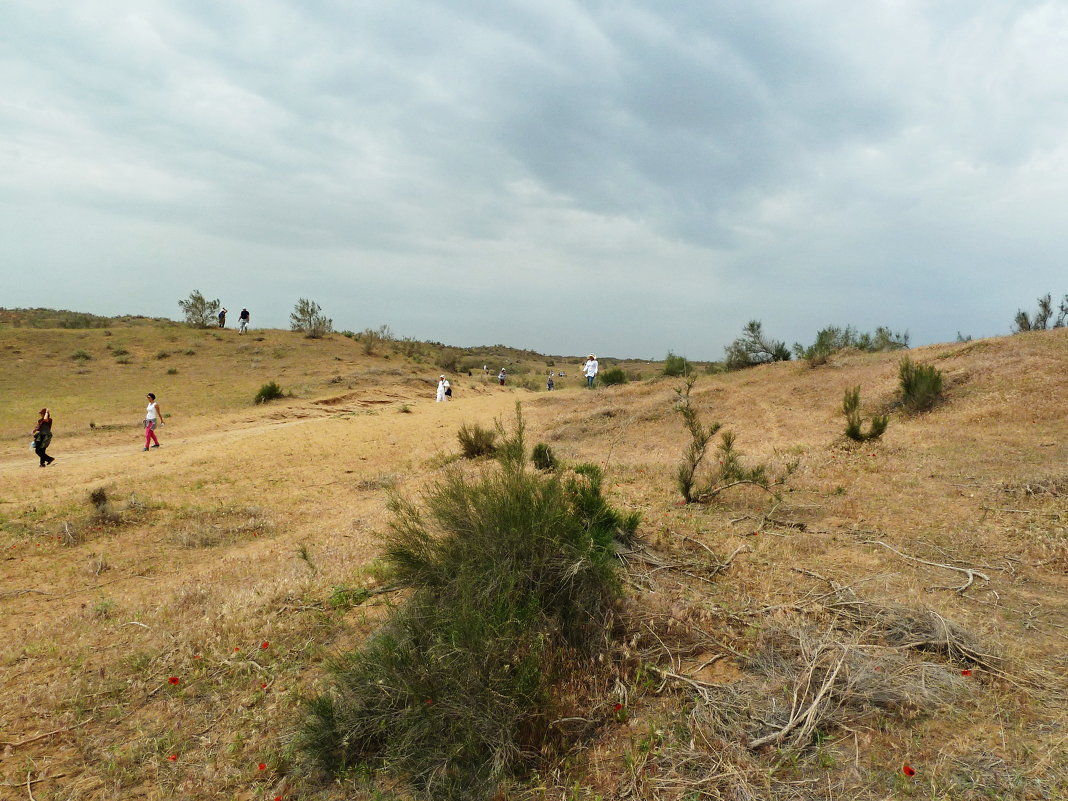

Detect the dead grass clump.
[
  {"left": 744, "top": 626, "right": 964, "bottom": 750},
  {"left": 168, "top": 506, "right": 272, "bottom": 549}
]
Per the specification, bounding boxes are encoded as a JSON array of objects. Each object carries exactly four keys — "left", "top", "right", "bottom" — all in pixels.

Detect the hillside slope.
[{"left": 1, "top": 325, "right": 1066, "bottom": 799}]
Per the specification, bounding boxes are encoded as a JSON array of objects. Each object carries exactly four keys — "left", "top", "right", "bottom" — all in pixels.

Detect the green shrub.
[
  {"left": 843, "top": 386, "right": 888, "bottom": 442},
  {"left": 299, "top": 411, "right": 637, "bottom": 799},
  {"left": 111, "top": 346, "right": 129, "bottom": 357},
  {"left": 673, "top": 379, "right": 794, "bottom": 504},
  {"left": 457, "top": 422, "right": 497, "bottom": 458},
  {"left": 178, "top": 290, "right": 221, "bottom": 328},
  {"left": 166, "top": 368, "right": 178, "bottom": 375},
  {"left": 724, "top": 320, "right": 791, "bottom": 370},
  {"left": 155, "top": 350, "right": 170, "bottom": 359},
  {"left": 71, "top": 349, "right": 92, "bottom": 361},
  {"left": 290, "top": 298, "right": 333, "bottom": 338},
  {"left": 794, "top": 325, "right": 909, "bottom": 364},
  {"left": 898, "top": 357, "right": 943, "bottom": 413},
  {"left": 663, "top": 351, "right": 690, "bottom": 377},
  {"left": 599, "top": 367, "right": 627, "bottom": 386},
  {"left": 254, "top": 381, "right": 285, "bottom": 404},
  {"left": 531, "top": 442, "right": 558, "bottom": 471}
]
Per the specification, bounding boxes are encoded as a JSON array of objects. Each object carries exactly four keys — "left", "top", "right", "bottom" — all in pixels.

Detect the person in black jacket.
[{"left": 33, "top": 408, "right": 55, "bottom": 467}]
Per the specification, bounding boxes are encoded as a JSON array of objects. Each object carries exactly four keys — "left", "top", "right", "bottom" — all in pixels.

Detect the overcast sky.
[{"left": 2, "top": 1, "right": 1066, "bottom": 359}]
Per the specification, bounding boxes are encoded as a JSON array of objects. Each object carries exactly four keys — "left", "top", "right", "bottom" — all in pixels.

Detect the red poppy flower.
[
  {"left": 261, "top": 683, "right": 269, "bottom": 690},
  {"left": 425, "top": 698, "right": 433, "bottom": 705},
  {"left": 961, "top": 669, "right": 972, "bottom": 676},
  {"left": 233, "top": 646, "right": 240, "bottom": 652},
  {"left": 902, "top": 764, "right": 916, "bottom": 777},
  {"left": 167, "top": 754, "right": 177, "bottom": 762},
  {"left": 260, "top": 641, "right": 270, "bottom": 649},
  {"left": 168, "top": 676, "right": 180, "bottom": 685},
  {"left": 614, "top": 703, "right": 623, "bottom": 711},
  {"left": 258, "top": 762, "right": 266, "bottom": 771}
]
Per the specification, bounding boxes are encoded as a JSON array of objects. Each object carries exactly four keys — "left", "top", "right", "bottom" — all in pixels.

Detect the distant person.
[
  {"left": 582, "top": 354, "right": 599, "bottom": 388},
  {"left": 436, "top": 375, "right": 451, "bottom": 402},
  {"left": 546, "top": 373, "right": 555, "bottom": 391},
  {"left": 32, "top": 407, "right": 55, "bottom": 467},
  {"left": 218, "top": 308, "right": 228, "bottom": 328},
  {"left": 483, "top": 364, "right": 489, "bottom": 374},
  {"left": 238, "top": 308, "right": 250, "bottom": 334},
  {"left": 143, "top": 393, "right": 164, "bottom": 451},
  {"left": 498, "top": 368, "right": 507, "bottom": 386}
]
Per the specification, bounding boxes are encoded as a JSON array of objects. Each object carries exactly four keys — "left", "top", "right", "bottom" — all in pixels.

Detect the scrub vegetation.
[{"left": 0, "top": 313, "right": 1066, "bottom": 801}]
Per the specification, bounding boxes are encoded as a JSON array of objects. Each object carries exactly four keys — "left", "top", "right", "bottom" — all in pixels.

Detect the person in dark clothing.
[{"left": 33, "top": 408, "right": 55, "bottom": 467}]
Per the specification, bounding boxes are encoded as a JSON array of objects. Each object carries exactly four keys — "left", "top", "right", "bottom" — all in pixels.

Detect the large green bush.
[
  {"left": 599, "top": 367, "right": 627, "bottom": 386},
  {"left": 300, "top": 409, "right": 638, "bottom": 800},
  {"left": 662, "top": 351, "right": 691, "bottom": 377},
  {"left": 898, "top": 357, "right": 943, "bottom": 413}
]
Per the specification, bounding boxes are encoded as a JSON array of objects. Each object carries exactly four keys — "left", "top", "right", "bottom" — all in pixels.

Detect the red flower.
[
  {"left": 614, "top": 703, "right": 623, "bottom": 711},
  {"left": 260, "top": 641, "right": 270, "bottom": 650},
  {"left": 258, "top": 762, "right": 266, "bottom": 771},
  {"left": 425, "top": 698, "right": 433, "bottom": 705},
  {"left": 261, "top": 683, "right": 269, "bottom": 690},
  {"left": 961, "top": 669, "right": 972, "bottom": 676},
  {"left": 902, "top": 764, "right": 916, "bottom": 777},
  {"left": 167, "top": 754, "right": 177, "bottom": 762},
  {"left": 168, "top": 676, "right": 180, "bottom": 685},
  {"left": 233, "top": 646, "right": 241, "bottom": 652}
]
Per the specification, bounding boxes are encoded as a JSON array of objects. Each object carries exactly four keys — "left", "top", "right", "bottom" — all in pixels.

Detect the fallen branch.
[
  {"left": 862, "top": 540, "right": 990, "bottom": 594},
  {"left": 0, "top": 719, "right": 91, "bottom": 749}
]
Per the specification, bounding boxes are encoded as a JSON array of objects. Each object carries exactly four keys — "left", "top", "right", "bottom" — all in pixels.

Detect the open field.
[{"left": 2, "top": 321, "right": 1067, "bottom": 799}]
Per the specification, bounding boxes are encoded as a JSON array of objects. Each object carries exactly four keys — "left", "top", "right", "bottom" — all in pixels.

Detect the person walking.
[
  {"left": 32, "top": 408, "right": 55, "bottom": 467},
  {"left": 143, "top": 393, "right": 164, "bottom": 451},
  {"left": 218, "top": 308, "right": 228, "bottom": 328},
  {"left": 436, "top": 375, "right": 451, "bottom": 402},
  {"left": 546, "top": 371, "right": 555, "bottom": 391},
  {"left": 238, "top": 308, "right": 250, "bottom": 334},
  {"left": 498, "top": 368, "right": 507, "bottom": 386},
  {"left": 582, "top": 354, "right": 599, "bottom": 388}
]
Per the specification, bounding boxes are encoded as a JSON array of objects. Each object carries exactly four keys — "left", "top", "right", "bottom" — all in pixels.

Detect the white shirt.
[
  {"left": 146, "top": 402, "right": 158, "bottom": 421},
  {"left": 583, "top": 359, "right": 599, "bottom": 377}
]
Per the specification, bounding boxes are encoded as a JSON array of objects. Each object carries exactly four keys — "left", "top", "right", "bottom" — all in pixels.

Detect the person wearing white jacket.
[
  {"left": 436, "top": 375, "right": 450, "bottom": 402},
  {"left": 582, "top": 355, "right": 599, "bottom": 388}
]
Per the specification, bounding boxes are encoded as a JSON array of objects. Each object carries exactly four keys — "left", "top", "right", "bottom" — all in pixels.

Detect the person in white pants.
[{"left": 436, "top": 375, "right": 450, "bottom": 402}]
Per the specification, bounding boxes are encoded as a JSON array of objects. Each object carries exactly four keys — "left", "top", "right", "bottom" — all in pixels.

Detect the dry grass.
[{"left": 1, "top": 325, "right": 1067, "bottom": 798}]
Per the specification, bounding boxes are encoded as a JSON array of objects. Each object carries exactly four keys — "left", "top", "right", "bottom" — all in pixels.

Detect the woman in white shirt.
[{"left": 144, "top": 393, "right": 164, "bottom": 451}]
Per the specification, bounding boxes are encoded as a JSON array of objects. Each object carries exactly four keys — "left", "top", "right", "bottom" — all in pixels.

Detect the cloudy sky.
[{"left": 2, "top": 1, "right": 1066, "bottom": 359}]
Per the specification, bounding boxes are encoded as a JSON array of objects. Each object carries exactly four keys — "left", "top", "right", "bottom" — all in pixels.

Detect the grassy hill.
[{"left": 1, "top": 319, "right": 1066, "bottom": 799}]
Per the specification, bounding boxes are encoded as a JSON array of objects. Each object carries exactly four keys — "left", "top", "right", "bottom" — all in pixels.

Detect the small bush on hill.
[
  {"left": 599, "top": 367, "right": 627, "bottom": 386},
  {"left": 71, "top": 349, "right": 92, "bottom": 361},
  {"left": 794, "top": 325, "right": 909, "bottom": 364},
  {"left": 290, "top": 298, "right": 333, "bottom": 338},
  {"left": 1014, "top": 293, "right": 1068, "bottom": 332},
  {"left": 842, "top": 386, "right": 888, "bottom": 442},
  {"left": 361, "top": 324, "right": 394, "bottom": 355},
  {"left": 299, "top": 408, "right": 637, "bottom": 799},
  {"left": 724, "top": 320, "right": 790, "bottom": 370},
  {"left": 254, "top": 381, "right": 285, "bottom": 404},
  {"left": 899, "top": 357, "right": 943, "bottom": 413},
  {"left": 663, "top": 351, "right": 691, "bottom": 377},
  {"left": 178, "top": 290, "right": 221, "bottom": 329},
  {"left": 458, "top": 422, "right": 497, "bottom": 458},
  {"left": 531, "top": 442, "right": 558, "bottom": 471},
  {"left": 674, "top": 378, "right": 795, "bottom": 503}
]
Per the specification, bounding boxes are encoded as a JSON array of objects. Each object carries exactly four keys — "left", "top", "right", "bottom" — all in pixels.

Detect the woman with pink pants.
[{"left": 143, "top": 393, "right": 164, "bottom": 451}]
